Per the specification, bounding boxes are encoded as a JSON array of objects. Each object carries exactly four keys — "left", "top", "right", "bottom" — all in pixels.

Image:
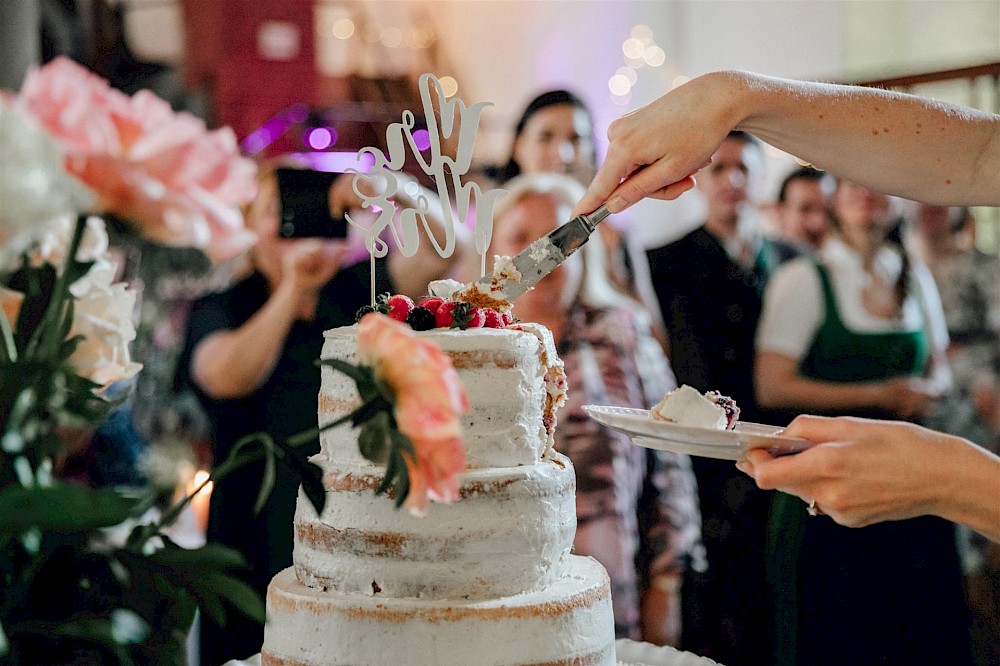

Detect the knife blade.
[{"left": 474, "top": 204, "right": 611, "bottom": 303}]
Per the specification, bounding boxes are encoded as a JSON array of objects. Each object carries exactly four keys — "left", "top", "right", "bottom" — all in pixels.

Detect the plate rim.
[{"left": 582, "top": 403, "right": 810, "bottom": 460}]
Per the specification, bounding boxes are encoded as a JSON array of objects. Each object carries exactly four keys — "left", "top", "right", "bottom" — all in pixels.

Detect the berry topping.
[
  {"left": 371, "top": 293, "right": 392, "bottom": 315},
  {"left": 405, "top": 306, "right": 437, "bottom": 331},
  {"left": 418, "top": 296, "right": 445, "bottom": 314},
  {"left": 466, "top": 306, "right": 486, "bottom": 328},
  {"left": 482, "top": 309, "right": 505, "bottom": 329},
  {"left": 386, "top": 294, "right": 415, "bottom": 323},
  {"left": 501, "top": 311, "right": 515, "bottom": 326},
  {"left": 447, "top": 301, "right": 483, "bottom": 329},
  {"left": 434, "top": 301, "right": 458, "bottom": 328},
  {"left": 354, "top": 304, "right": 376, "bottom": 322}
]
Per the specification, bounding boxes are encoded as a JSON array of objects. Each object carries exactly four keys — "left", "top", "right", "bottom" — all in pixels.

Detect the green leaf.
[
  {"left": 319, "top": 358, "right": 374, "bottom": 387},
  {"left": 389, "top": 430, "right": 413, "bottom": 508},
  {"left": 375, "top": 444, "right": 400, "bottom": 498},
  {"left": 282, "top": 454, "right": 326, "bottom": 517},
  {"left": 198, "top": 570, "right": 266, "bottom": 625},
  {"left": 253, "top": 436, "right": 277, "bottom": 516},
  {"left": 351, "top": 394, "right": 393, "bottom": 427},
  {"left": 146, "top": 540, "right": 251, "bottom": 572},
  {"left": 373, "top": 292, "right": 392, "bottom": 314},
  {"left": 0, "top": 484, "right": 149, "bottom": 532},
  {"left": 450, "top": 301, "right": 475, "bottom": 329},
  {"left": 125, "top": 542, "right": 265, "bottom": 628},
  {"left": 390, "top": 425, "right": 415, "bottom": 457},
  {"left": 48, "top": 616, "right": 128, "bottom": 660},
  {"left": 358, "top": 421, "right": 390, "bottom": 464},
  {"left": 236, "top": 425, "right": 326, "bottom": 516}
]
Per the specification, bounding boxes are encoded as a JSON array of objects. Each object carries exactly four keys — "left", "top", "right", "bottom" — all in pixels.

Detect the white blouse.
[{"left": 756, "top": 238, "right": 949, "bottom": 362}]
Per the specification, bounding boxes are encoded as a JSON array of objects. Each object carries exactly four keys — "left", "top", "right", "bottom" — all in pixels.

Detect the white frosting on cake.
[
  {"left": 262, "top": 556, "right": 615, "bottom": 666},
  {"left": 651, "top": 384, "right": 729, "bottom": 429},
  {"left": 318, "top": 325, "right": 565, "bottom": 468},
  {"left": 262, "top": 322, "right": 614, "bottom": 666},
  {"left": 293, "top": 453, "right": 576, "bottom": 599},
  {"left": 426, "top": 278, "right": 464, "bottom": 299}
]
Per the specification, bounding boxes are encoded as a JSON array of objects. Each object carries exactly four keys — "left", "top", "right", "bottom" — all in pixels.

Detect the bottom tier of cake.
[{"left": 261, "top": 555, "right": 616, "bottom": 666}]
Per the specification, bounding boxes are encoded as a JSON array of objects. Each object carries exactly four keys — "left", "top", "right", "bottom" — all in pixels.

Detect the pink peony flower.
[
  {"left": 356, "top": 313, "right": 468, "bottom": 516},
  {"left": 12, "top": 57, "right": 258, "bottom": 263}
]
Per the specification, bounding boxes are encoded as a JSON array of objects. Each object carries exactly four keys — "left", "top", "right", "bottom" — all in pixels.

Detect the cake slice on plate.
[{"left": 651, "top": 384, "right": 740, "bottom": 430}]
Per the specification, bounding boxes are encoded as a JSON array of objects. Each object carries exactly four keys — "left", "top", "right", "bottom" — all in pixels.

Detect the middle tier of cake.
[{"left": 293, "top": 453, "right": 576, "bottom": 600}]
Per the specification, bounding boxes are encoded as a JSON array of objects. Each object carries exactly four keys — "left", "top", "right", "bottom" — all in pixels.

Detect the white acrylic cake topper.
[{"left": 345, "top": 73, "right": 507, "bottom": 301}]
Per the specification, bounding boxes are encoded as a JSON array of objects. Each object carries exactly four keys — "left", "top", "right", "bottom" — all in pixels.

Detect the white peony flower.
[
  {"left": 0, "top": 102, "right": 95, "bottom": 270},
  {"left": 30, "top": 215, "right": 110, "bottom": 268},
  {"left": 67, "top": 259, "right": 142, "bottom": 388}
]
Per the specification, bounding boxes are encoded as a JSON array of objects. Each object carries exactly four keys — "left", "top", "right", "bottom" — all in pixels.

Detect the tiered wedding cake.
[{"left": 260, "top": 323, "right": 616, "bottom": 666}]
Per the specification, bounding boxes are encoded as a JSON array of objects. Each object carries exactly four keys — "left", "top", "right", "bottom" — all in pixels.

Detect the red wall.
[{"left": 183, "top": 0, "right": 317, "bottom": 144}]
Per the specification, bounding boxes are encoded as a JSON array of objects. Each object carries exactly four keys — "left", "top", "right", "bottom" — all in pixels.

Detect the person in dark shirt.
[
  {"left": 644, "top": 132, "right": 798, "bottom": 665},
  {"left": 180, "top": 163, "right": 459, "bottom": 664}
]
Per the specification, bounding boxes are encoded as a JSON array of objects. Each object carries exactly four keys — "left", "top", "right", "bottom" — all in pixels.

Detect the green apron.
[{"left": 766, "top": 261, "right": 927, "bottom": 666}]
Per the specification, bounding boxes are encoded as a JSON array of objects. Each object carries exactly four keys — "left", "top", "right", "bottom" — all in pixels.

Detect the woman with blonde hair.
[{"left": 485, "top": 172, "right": 702, "bottom": 645}]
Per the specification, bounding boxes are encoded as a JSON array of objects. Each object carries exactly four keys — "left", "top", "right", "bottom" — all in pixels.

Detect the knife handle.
[{"left": 550, "top": 204, "right": 612, "bottom": 257}]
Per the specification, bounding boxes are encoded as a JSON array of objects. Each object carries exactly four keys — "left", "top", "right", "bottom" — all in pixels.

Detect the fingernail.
[
  {"left": 735, "top": 461, "right": 749, "bottom": 474},
  {"left": 607, "top": 196, "right": 627, "bottom": 213}
]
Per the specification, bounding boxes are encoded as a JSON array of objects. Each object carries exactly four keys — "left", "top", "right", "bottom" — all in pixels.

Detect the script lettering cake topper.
[{"left": 345, "top": 73, "right": 507, "bottom": 301}]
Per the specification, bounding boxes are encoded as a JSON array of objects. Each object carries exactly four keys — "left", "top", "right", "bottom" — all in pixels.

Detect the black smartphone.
[{"left": 275, "top": 168, "right": 348, "bottom": 239}]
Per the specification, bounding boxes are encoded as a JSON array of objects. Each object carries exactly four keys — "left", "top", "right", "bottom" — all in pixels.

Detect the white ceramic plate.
[
  {"left": 582, "top": 405, "right": 811, "bottom": 461},
  {"left": 615, "top": 639, "right": 724, "bottom": 665}
]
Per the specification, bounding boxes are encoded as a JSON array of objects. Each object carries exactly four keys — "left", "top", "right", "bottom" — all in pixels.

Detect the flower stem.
[
  {"left": 146, "top": 408, "right": 358, "bottom": 539},
  {"left": 23, "top": 214, "right": 87, "bottom": 360}
]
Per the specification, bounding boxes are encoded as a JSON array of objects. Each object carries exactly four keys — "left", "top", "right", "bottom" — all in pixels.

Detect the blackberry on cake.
[
  {"left": 404, "top": 305, "right": 436, "bottom": 331},
  {"left": 353, "top": 304, "right": 376, "bottom": 322}
]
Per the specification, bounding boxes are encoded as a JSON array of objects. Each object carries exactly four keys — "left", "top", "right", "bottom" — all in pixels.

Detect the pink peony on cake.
[{"left": 260, "top": 323, "right": 616, "bottom": 666}]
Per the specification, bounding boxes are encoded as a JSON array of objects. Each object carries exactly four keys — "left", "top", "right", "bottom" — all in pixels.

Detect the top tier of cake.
[{"left": 318, "top": 323, "right": 567, "bottom": 469}]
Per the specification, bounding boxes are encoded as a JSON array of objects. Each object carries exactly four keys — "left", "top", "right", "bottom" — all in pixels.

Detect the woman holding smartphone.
[{"left": 180, "top": 161, "right": 459, "bottom": 664}]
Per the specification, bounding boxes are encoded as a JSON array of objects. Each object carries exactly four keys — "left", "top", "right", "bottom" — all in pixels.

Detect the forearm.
[
  {"left": 935, "top": 436, "right": 1000, "bottom": 543},
  {"left": 756, "top": 368, "right": 884, "bottom": 413},
  {"left": 717, "top": 71, "right": 1000, "bottom": 206},
  {"left": 192, "top": 282, "right": 299, "bottom": 399},
  {"left": 640, "top": 582, "right": 680, "bottom": 646}
]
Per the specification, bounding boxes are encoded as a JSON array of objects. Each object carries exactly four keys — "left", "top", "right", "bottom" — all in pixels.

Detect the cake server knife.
[{"left": 475, "top": 204, "right": 611, "bottom": 302}]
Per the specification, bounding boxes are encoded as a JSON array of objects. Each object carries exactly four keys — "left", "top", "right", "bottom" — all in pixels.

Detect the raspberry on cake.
[{"left": 651, "top": 384, "right": 740, "bottom": 430}]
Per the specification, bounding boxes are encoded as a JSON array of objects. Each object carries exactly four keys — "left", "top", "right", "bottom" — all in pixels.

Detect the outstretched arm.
[
  {"left": 737, "top": 415, "right": 1000, "bottom": 543},
  {"left": 573, "top": 70, "right": 1000, "bottom": 216}
]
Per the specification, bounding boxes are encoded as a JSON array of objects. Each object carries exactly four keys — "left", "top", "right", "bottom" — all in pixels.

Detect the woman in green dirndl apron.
[{"left": 754, "top": 180, "right": 973, "bottom": 665}]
